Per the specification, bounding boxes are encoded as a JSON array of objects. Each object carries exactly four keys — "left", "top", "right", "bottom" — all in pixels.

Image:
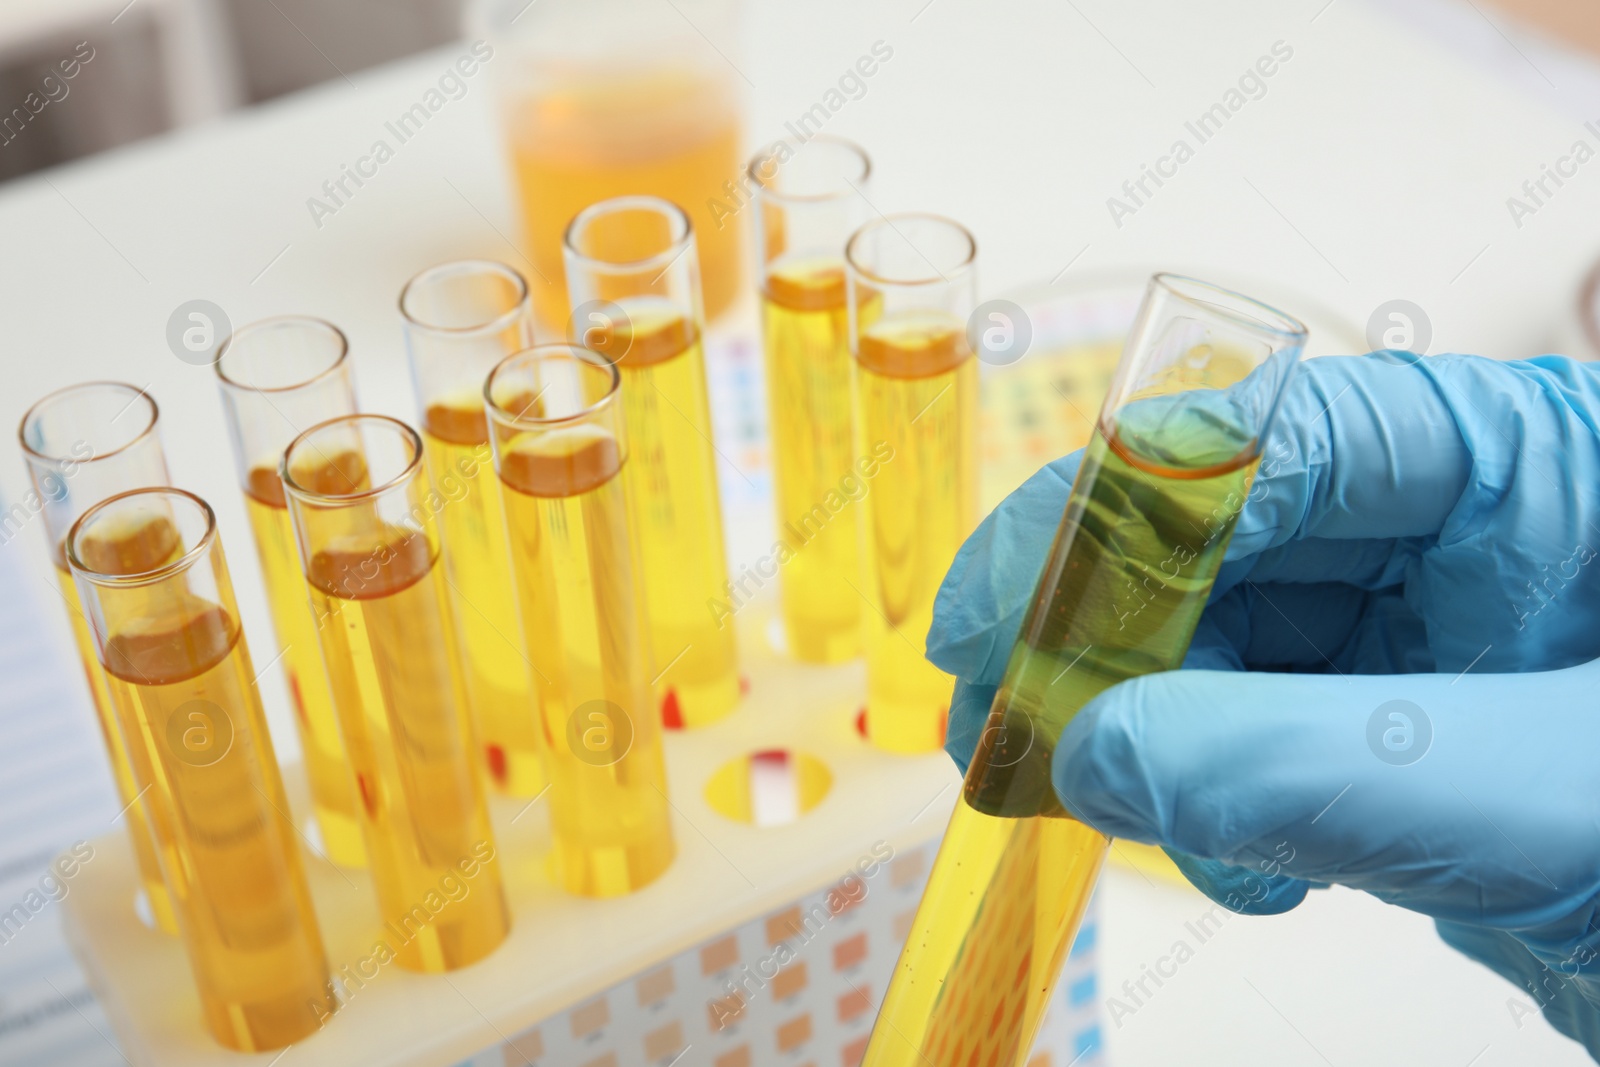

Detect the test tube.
[
  {"left": 862, "top": 275, "right": 1306, "bottom": 1067},
  {"left": 67, "top": 488, "right": 333, "bottom": 1050},
  {"left": 19, "top": 382, "right": 178, "bottom": 934},
  {"left": 400, "top": 260, "right": 545, "bottom": 796},
  {"left": 564, "top": 195, "right": 740, "bottom": 728},
  {"left": 845, "top": 215, "right": 979, "bottom": 753},
  {"left": 750, "top": 135, "right": 874, "bottom": 663},
  {"left": 215, "top": 318, "right": 366, "bottom": 868},
  {"left": 485, "top": 344, "right": 675, "bottom": 896},
  {"left": 281, "top": 415, "right": 509, "bottom": 972}
]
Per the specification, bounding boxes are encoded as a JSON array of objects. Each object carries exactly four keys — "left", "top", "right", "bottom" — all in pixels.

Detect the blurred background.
[
  {"left": 0, "top": 0, "right": 1594, "bottom": 184},
  {"left": 0, "top": 0, "right": 466, "bottom": 182}
]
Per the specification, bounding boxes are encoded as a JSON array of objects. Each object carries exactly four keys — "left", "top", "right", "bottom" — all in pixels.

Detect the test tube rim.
[
  {"left": 483, "top": 343, "right": 622, "bottom": 429},
  {"left": 844, "top": 212, "right": 977, "bottom": 289},
  {"left": 398, "top": 259, "right": 533, "bottom": 340},
  {"left": 214, "top": 316, "right": 351, "bottom": 396},
  {"left": 18, "top": 381, "right": 162, "bottom": 466},
  {"left": 746, "top": 133, "right": 872, "bottom": 204},
  {"left": 279, "top": 413, "right": 425, "bottom": 506},
  {"left": 1149, "top": 272, "right": 1309, "bottom": 343},
  {"left": 562, "top": 194, "right": 694, "bottom": 276},
  {"left": 65, "top": 485, "right": 216, "bottom": 589}
]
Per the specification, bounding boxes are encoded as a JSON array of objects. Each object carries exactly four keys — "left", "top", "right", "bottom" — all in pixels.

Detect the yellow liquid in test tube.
[
  {"left": 865, "top": 416, "right": 1261, "bottom": 1066},
  {"left": 856, "top": 312, "right": 978, "bottom": 753},
  {"left": 508, "top": 71, "right": 744, "bottom": 328},
  {"left": 498, "top": 424, "right": 675, "bottom": 897},
  {"left": 422, "top": 400, "right": 545, "bottom": 795},
  {"left": 594, "top": 297, "right": 739, "bottom": 728},
  {"left": 90, "top": 521, "right": 334, "bottom": 1050},
  {"left": 304, "top": 525, "right": 510, "bottom": 973},
  {"left": 243, "top": 467, "right": 366, "bottom": 868},
  {"left": 52, "top": 550, "right": 178, "bottom": 934},
  {"left": 761, "top": 256, "right": 874, "bottom": 663}
]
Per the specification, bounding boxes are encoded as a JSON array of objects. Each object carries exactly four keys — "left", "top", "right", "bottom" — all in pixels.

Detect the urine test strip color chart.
[{"left": 445, "top": 839, "right": 1101, "bottom": 1067}]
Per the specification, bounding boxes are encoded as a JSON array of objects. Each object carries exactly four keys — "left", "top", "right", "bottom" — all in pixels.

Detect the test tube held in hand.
[
  {"left": 215, "top": 318, "right": 366, "bottom": 868},
  {"left": 281, "top": 415, "right": 510, "bottom": 972},
  {"left": 486, "top": 344, "right": 675, "bottom": 896},
  {"left": 845, "top": 214, "right": 980, "bottom": 754},
  {"left": 20, "top": 382, "right": 179, "bottom": 934},
  {"left": 563, "top": 194, "right": 740, "bottom": 729},
  {"left": 862, "top": 275, "right": 1307, "bottom": 1067},
  {"left": 400, "top": 260, "right": 546, "bottom": 797},
  {"left": 67, "top": 488, "right": 334, "bottom": 1050}
]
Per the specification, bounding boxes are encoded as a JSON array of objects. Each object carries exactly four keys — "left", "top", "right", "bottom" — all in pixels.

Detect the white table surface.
[{"left": 1, "top": 0, "right": 1596, "bottom": 1063}]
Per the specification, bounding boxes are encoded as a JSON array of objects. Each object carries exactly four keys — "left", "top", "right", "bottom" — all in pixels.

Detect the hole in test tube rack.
[{"left": 704, "top": 750, "right": 833, "bottom": 827}]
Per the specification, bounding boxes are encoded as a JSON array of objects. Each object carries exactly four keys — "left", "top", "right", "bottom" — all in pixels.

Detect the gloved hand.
[{"left": 930, "top": 351, "right": 1600, "bottom": 1058}]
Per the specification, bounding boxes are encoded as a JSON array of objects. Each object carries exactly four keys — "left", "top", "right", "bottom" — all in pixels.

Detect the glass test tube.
[
  {"left": 485, "top": 345, "right": 675, "bottom": 896},
  {"left": 564, "top": 195, "right": 740, "bottom": 728},
  {"left": 67, "top": 488, "right": 333, "bottom": 1050},
  {"left": 400, "top": 261, "right": 545, "bottom": 796},
  {"left": 750, "top": 135, "right": 875, "bottom": 663},
  {"left": 476, "top": 0, "right": 746, "bottom": 329},
  {"left": 215, "top": 318, "right": 366, "bottom": 868},
  {"left": 19, "top": 382, "right": 179, "bottom": 935},
  {"left": 281, "top": 415, "right": 509, "bottom": 972},
  {"left": 845, "top": 215, "right": 980, "bottom": 753},
  {"left": 862, "top": 276, "right": 1306, "bottom": 1067}
]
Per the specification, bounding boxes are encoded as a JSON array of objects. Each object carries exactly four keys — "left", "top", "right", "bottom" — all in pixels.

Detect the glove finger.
[
  {"left": 928, "top": 452, "right": 1082, "bottom": 685},
  {"left": 1224, "top": 353, "right": 1475, "bottom": 571},
  {"left": 1053, "top": 663, "right": 1600, "bottom": 931},
  {"left": 1159, "top": 848, "right": 1313, "bottom": 916},
  {"left": 943, "top": 678, "right": 996, "bottom": 776}
]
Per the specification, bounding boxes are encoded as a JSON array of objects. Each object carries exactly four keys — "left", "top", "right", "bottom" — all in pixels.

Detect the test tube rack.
[{"left": 58, "top": 597, "right": 1102, "bottom": 1067}]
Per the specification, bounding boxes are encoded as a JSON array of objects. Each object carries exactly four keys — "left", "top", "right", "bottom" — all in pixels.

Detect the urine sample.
[
  {"left": 486, "top": 345, "right": 675, "bottom": 896},
  {"left": 67, "top": 488, "right": 333, "bottom": 1050},
  {"left": 564, "top": 195, "right": 740, "bottom": 728},
  {"left": 477, "top": 0, "right": 746, "bottom": 328},
  {"left": 19, "top": 383, "right": 178, "bottom": 935},
  {"left": 750, "top": 136, "right": 876, "bottom": 663},
  {"left": 862, "top": 275, "right": 1306, "bottom": 1067},
  {"left": 400, "top": 261, "right": 545, "bottom": 796},
  {"left": 215, "top": 318, "right": 366, "bottom": 868},
  {"left": 282, "top": 415, "right": 509, "bottom": 972},
  {"left": 845, "top": 216, "right": 980, "bottom": 753}
]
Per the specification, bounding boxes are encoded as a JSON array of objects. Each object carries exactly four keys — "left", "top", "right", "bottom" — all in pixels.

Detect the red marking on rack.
[{"left": 662, "top": 688, "right": 685, "bottom": 730}]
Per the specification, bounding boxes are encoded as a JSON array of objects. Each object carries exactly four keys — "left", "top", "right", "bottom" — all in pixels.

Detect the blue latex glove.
[{"left": 930, "top": 352, "right": 1600, "bottom": 1058}]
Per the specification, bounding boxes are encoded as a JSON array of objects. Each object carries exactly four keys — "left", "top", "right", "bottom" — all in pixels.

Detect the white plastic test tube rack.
[{"left": 59, "top": 596, "right": 1102, "bottom": 1067}]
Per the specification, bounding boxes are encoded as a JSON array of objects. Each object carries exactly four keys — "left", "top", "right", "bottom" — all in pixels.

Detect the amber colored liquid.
[
  {"left": 498, "top": 425, "right": 675, "bottom": 896},
  {"left": 760, "top": 256, "right": 871, "bottom": 663},
  {"left": 864, "top": 803, "right": 1107, "bottom": 1067},
  {"left": 855, "top": 312, "right": 978, "bottom": 753},
  {"left": 303, "top": 525, "right": 509, "bottom": 972},
  {"left": 506, "top": 69, "right": 744, "bottom": 328},
  {"left": 98, "top": 576, "right": 333, "bottom": 1051},
  {"left": 422, "top": 401, "right": 545, "bottom": 796},
  {"left": 243, "top": 467, "right": 365, "bottom": 867},
  {"left": 52, "top": 552, "right": 178, "bottom": 935},
  {"left": 591, "top": 297, "right": 739, "bottom": 728}
]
